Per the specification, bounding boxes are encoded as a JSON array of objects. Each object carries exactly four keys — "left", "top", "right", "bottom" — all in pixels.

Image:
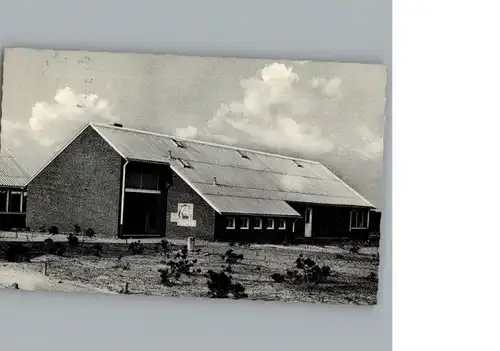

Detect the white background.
[
  {"left": 5, "top": 0, "right": 498, "bottom": 350},
  {"left": 1, "top": 1, "right": 391, "bottom": 350}
]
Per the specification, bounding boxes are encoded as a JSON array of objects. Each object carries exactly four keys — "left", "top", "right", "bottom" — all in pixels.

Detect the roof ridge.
[{"left": 90, "top": 122, "right": 322, "bottom": 164}]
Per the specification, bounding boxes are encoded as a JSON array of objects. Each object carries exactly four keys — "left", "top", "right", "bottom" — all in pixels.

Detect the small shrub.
[
  {"left": 39, "top": 225, "right": 47, "bottom": 233},
  {"left": 205, "top": 270, "right": 248, "bottom": 299},
  {"left": 67, "top": 233, "right": 79, "bottom": 248},
  {"left": 53, "top": 242, "right": 66, "bottom": 256},
  {"left": 73, "top": 224, "right": 82, "bottom": 235},
  {"left": 44, "top": 238, "right": 55, "bottom": 252},
  {"left": 221, "top": 249, "right": 244, "bottom": 264},
  {"left": 270, "top": 273, "right": 285, "bottom": 283},
  {"left": 48, "top": 226, "right": 59, "bottom": 235},
  {"left": 92, "top": 243, "right": 103, "bottom": 256},
  {"left": 5, "top": 243, "right": 30, "bottom": 262},
  {"left": 349, "top": 244, "right": 360, "bottom": 254},
  {"left": 155, "top": 239, "right": 171, "bottom": 255},
  {"left": 85, "top": 228, "right": 96, "bottom": 238},
  {"left": 128, "top": 241, "right": 145, "bottom": 255},
  {"left": 272, "top": 254, "right": 333, "bottom": 286},
  {"left": 158, "top": 246, "right": 199, "bottom": 286}
]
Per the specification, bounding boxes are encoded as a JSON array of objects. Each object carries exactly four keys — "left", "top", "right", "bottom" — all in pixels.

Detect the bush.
[
  {"left": 44, "top": 238, "right": 55, "bottom": 252},
  {"left": 39, "top": 225, "right": 47, "bottom": 233},
  {"left": 128, "top": 241, "right": 145, "bottom": 255},
  {"left": 205, "top": 270, "right": 248, "bottom": 299},
  {"left": 48, "top": 226, "right": 59, "bottom": 235},
  {"left": 53, "top": 242, "right": 66, "bottom": 256},
  {"left": 92, "top": 243, "right": 103, "bottom": 256},
  {"left": 221, "top": 249, "right": 244, "bottom": 264},
  {"left": 349, "top": 244, "right": 360, "bottom": 254},
  {"left": 272, "top": 254, "right": 332, "bottom": 285},
  {"left": 155, "top": 239, "right": 171, "bottom": 255},
  {"left": 158, "top": 246, "right": 200, "bottom": 286},
  {"left": 74, "top": 224, "right": 82, "bottom": 235},
  {"left": 85, "top": 228, "right": 95, "bottom": 238},
  {"left": 270, "top": 273, "right": 285, "bottom": 283},
  {"left": 5, "top": 243, "right": 30, "bottom": 262},
  {"left": 67, "top": 233, "right": 79, "bottom": 248}
]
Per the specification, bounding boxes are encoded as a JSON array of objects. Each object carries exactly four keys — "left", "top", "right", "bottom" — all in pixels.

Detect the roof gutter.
[{"left": 119, "top": 160, "right": 129, "bottom": 235}]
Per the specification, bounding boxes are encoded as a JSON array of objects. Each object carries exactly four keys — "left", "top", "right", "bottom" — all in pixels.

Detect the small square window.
[
  {"left": 278, "top": 219, "right": 286, "bottom": 230},
  {"left": 254, "top": 217, "right": 263, "bottom": 229},
  {"left": 226, "top": 217, "right": 236, "bottom": 229},
  {"left": 241, "top": 217, "right": 250, "bottom": 230},
  {"left": 293, "top": 160, "right": 304, "bottom": 168},
  {"left": 266, "top": 218, "right": 275, "bottom": 229},
  {"left": 237, "top": 150, "right": 250, "bottom": 160},
  {"left": 177, "top": 158, "right": 192, "bottom": 168},
  {"left": 171, "top": 139, "right": 185, "bottom": 148}
]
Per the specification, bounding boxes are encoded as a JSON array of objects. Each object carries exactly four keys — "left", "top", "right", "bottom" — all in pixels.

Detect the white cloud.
[
  {"left": 175, "top": 125, "right": 198, "bottom": 139},
  {"left": 178, "top": 62, "right": 336, "bottom": 156},
  {"left": 353, "top": 125, "right": 385, "bottom": 159},
  {"left": 311, "top": 77, "right": 342, "bottom": 97},
  {"left": 28, "top": 87, "right": 116, "bottom": 147}
]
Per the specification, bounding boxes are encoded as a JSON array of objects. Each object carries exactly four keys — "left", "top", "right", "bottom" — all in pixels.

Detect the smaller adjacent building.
[{"left": 0, "top": 148, "right": 30, "bottom": 230}]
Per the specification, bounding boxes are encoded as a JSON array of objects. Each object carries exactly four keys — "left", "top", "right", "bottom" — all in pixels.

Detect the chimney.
[
  {"left": 168, "top": 151, "right": 173, "bottom": 159},
  {"left": 213, "top": 177, "right": 218, "bottom": 185},
  {"left": 112, "top": 123, "right": 123, "bottom": 128}
]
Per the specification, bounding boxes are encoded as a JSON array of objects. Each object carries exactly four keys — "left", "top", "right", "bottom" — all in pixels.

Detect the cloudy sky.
[{"left": 0, "top": 48, "right": 387, "bottom": 207}]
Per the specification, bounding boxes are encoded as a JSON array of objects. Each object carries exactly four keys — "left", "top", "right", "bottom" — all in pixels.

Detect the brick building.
[
  {"left": 0, "top": 148, "right": 30, "bottom": 230},
  {"left": 26, "top": 123, "right": 379, "bottom": 242}
]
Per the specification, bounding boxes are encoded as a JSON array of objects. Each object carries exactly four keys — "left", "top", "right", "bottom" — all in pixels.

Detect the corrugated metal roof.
[
  {"left": 90, "top": 123, "right": 374, "bottom": 213},
  {"left": 0, "top": 148, "right": 30, "bottom": 188},
  {"left": 206, "top": 195, "right": 300, "bottom": 217}
]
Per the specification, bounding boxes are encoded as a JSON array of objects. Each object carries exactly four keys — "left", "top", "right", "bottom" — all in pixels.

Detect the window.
[
  {"left": 305, "top": 208, "right": 312, "bottom": 224},
  {"left": 240, "top": 217, "right": 250, "bottom": 230},
  {"left": 278, "top": 219, "right": 286, "bottom": 230},
  {"left": 226, "top": 217, "right": 236, "bottom": 229},
  {"left": 171, "top": 139, "right": 185, "bottom": 148},
  {"left": 0, "top": 190, "right": 7, "bottom": 212},
  {"left": 266, "top": 218, "right": 275, "bottom": 229},
  {"left": 9, "top": 191, "right": 22, "bottom": 213},
  {"left": 351, "top": 210, "right": 369, "bottom": 229},
  {"left": 126, "top": 171, "right": 160, "bottom": 191},
  {"left": 237, "top": 150, "right": 250, "bottom": 160},
  {"left": 293, "top": 160, "right": 304, "bottom": 168},
  {"left": 254, "top": 217, "right": 263, "bottom": 229},
  {"left": 177, "top": 158, "right": 192, "bottom": 169}
]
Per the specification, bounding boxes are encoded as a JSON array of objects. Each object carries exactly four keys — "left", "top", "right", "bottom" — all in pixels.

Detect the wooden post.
[
  {"left": 44, "top": 261, "right": 48, "bottom": 276},
  {"left": 122, "top": 282, "right": 129, "bottom": 294}
]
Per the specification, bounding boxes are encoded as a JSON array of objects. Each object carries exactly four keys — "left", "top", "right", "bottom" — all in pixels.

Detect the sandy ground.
[
  {"left": 0, "top": 231, "right": 379, "bottom": 304},
  {"left": 0, "top": 261, "right": 116, "bottom": 294}
]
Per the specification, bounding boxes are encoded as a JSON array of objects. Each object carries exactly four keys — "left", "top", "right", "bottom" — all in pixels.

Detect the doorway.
[{"left": 122, "top": 191, "right": 165, "bottom": 236}]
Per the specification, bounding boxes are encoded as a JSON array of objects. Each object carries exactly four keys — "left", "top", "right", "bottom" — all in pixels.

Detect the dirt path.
[{"left": 0, "top": 263, "right": 116, "bottom": 294}]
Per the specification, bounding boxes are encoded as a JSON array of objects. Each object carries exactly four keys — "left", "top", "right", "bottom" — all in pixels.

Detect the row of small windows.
[{"left": 226, "top": 217, "right": 287, "bottom": 230}]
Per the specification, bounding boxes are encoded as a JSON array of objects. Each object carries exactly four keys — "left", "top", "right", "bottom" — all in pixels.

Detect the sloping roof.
[
  {"left": 0, "top": 147, "right": 30, "bottom": 188},
  {"left": 90, "top": 123, "right": 374, "bottom": 215}
]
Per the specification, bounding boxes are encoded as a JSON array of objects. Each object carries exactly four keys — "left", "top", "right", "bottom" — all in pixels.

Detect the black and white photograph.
[{"left": 0, "top": 48, "right": 387, "bottom": 305}]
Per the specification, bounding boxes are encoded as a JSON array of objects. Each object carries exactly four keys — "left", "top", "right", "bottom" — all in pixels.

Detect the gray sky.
[{"left": 1, "top": 48, "right": 387, "bottom": 207}]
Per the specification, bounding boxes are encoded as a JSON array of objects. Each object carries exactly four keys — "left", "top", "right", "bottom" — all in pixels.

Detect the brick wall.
[
  {"left": 26, "top": 126, "right": 122, "bottom": 237},
  {"left": 165, "top": 171, "right": 216, "bottom": 241}
]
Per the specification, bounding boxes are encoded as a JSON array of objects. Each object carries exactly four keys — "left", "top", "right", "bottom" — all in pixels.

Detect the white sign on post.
[{"left": 170, "top": 203, "right": 197, "bottom": 227}]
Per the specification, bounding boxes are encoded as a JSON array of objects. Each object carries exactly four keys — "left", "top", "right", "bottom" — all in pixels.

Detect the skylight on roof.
[
  {"left": 293, "top": 160, "right": 304, "bottom": 168},
  {"left": 177, "top": 158, "right": 191, "bottom": 168},
  {"left": 237, "top": 150, "right": 250, "bottom": 160},
  {"left": 171, "top": 139, "right": 185, "bottom": 148}
]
